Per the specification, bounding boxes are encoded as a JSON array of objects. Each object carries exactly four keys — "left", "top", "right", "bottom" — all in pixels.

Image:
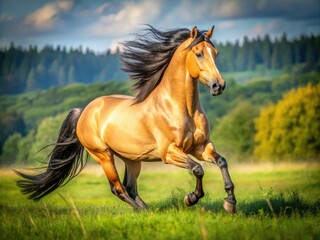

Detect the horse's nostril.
[{"left": 212, "top": 82, "right": 218, "bottom": 89}]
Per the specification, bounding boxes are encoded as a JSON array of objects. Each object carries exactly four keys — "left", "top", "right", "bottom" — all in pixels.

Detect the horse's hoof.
[
  {"left": 223, "top": 199, "right": 236, "bottom": 214},
  {"left": 184, "top": 193, "right": 198, "bottom": 207},
  {"left": 184, "top": 194, "right": 192, "bottom": 206}
]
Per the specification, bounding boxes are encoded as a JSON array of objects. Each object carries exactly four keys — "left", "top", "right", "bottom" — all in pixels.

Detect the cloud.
[
  {"left": 249, "top": 20, "right": 282, "bottom": 37},
  {"left": 0, "top": 0, "right": 319, "bottom": 51},
  {"left": 87, "top": 1, "right": 161, "bottom": 37},
  {"left": 23, "top": 0, "right": 74, "bottom": 31},
  {"left": 95, "top": 2, "right": 110, "bottom": 15},
  {"left": 160, "top": 0, "right": 319, "bottom": 21},
  {"left": 215, "top": 0, "right": 319, "bottom": 20}
]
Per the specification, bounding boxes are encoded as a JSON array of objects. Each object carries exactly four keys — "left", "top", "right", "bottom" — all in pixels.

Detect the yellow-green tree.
[{"left": 255, "top": 83, "right": 320, "bottom": 161}]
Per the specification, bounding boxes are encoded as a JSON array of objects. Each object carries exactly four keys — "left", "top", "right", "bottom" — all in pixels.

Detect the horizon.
[{"left": 2, "top": 31, "right": 318, "bottom": 55}]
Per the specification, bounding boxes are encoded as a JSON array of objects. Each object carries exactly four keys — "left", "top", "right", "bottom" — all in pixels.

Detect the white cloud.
[
  {"left": 23, "top": 0, "right": 74, "bottom": 30},
  {"left": 249, "top": 19, "right": 282, "bottom": 37},
  {"left": 217, "top": 1, "right": 241, "bottom": 18},
  {"left": 87, "top": 1, "right": 161, "bottom": 37},
  {"left": 95, "top": 3, "right": 110, "bottom": 15}
]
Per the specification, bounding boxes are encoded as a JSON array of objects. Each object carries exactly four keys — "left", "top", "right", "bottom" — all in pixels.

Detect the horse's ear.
[
  {"left": 205, "top": 25, "right": 215, "bottom": 39},
  {"left": 190, "top": 26, "right": 198, "bottom": 39}
]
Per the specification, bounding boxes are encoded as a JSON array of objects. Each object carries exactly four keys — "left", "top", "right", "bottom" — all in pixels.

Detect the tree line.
[
  {"left": 0, "top": 34, "right": 319, "bottom": 95},
  {"left": 0, "top": 45, "right": 127, "bottom": 94},
  {"left": 217, "top": 34, "right": 320, "bottom": 72}
]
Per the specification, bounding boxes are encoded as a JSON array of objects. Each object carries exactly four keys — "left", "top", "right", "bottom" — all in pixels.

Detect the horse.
[{"left": 16, "top": 25, "right": 237, "bottom": 213}]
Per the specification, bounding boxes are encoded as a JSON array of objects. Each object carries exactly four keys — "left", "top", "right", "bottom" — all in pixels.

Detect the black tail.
[{"left": 15, "top": 108, "right": 87, "bottom": 201}]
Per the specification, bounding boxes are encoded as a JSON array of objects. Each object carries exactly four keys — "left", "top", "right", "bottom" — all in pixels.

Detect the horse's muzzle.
[{"left": 209, "top": 82, "right": 225, "bottom": 96}]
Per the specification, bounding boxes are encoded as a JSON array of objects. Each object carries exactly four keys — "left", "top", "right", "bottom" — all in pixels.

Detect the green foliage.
[
  {"left": 213, "top": 102, "right": 258, "bottom": 160},
  {"left": 0, "top": 130, "right": 36, "bottom": 166},
  {"left": 28, "top": 112, "right": 69, "bottom": 165},
  {"left": 0, "top": 111, "right": 26, "bottom": 154},
  {"left": 0, "top": 133, "right": 23, "bottom": 165},
  {"left": 16, "top": 129, "right": 35, "bottom": 164},
  {"left": 6, "top": 81, "right": 130, "bottom": 131},
  {"left": 255, "top": 83, "right": 320, "bottom": 161},
  {"left": 216, "top": 34, "right": 320, "bottom": 73}
]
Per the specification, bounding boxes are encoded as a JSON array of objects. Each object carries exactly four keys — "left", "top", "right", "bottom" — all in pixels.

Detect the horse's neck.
[{"left": 157, "top": 56, "right": 200, "bottom": 117}]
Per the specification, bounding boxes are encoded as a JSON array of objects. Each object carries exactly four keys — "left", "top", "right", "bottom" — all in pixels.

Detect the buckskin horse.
[{"left": 16, "top": 25, "right": 237, "bottom": 213}]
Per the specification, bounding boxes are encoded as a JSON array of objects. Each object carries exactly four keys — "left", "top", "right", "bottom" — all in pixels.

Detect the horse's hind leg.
[
  {"left": 86, "top": 148, "right": 143, "bottom": 210},
  {"left": 122, "top": 159, "right": 147, "bottom": 209}
]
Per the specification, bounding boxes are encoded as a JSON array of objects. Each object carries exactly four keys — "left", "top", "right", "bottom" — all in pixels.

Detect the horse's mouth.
[{"left": 209, "top": 86, "right": 223, "bottom": 96}]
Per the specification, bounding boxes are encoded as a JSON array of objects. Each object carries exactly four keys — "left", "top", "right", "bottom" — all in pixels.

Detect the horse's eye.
[{"left": 195, "top": 52, "right": 202, "bottom": 58}]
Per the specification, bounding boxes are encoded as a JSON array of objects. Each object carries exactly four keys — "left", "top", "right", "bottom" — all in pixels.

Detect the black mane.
[{"left": 119, "top": 25, "right": 211, "bottom": 103}]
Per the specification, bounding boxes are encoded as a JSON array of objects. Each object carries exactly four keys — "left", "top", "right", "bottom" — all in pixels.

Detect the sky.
[{"left": 0, "top": 0, "right": 319, "bottom": 53}]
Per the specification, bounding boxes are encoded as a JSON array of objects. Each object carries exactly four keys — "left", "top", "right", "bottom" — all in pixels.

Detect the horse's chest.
[{"left": 178, "top": 125, "right": 207, "bottom": 153}]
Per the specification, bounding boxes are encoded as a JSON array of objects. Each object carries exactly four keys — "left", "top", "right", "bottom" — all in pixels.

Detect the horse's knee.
[
  {"left": 192, "top": 164, "right": 204, "bottom": 178},
  {"left": 217, "top": 157, "right": 228, "bottom": 168}
]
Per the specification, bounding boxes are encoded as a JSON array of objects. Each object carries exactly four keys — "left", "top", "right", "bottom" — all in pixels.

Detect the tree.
[
  {"left": 29, "top": 112, "right": 68, "bottom": 165},
  {"left": 0, "top": 133, "right": 23, "bottom": 166},
  {"left": 254, "top": 83, "right": 320, "bottom": 161},
  {"left": 262, "top": 34, "right": 272, "bottom": 69},
  {"left": 0, "top": 111, "right": 26, "bottom": 154},
  {"left": 271, "top": 42, "right": 281, "bottom": 69},
  {"left": 17, "top": 129, "right": 36, "bottom": 165},
  {"left": 213, "top": 101, "right": 258, "bottom": 160},
  {"left": 67, "top": 65, "right": 76, "bottom": 84},
  {"left": 26, "top": 69, "right": 37, "bottom": 92}
]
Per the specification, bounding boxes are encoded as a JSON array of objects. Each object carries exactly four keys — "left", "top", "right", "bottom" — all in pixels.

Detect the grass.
[{"left": 1, "top": 162, "right": 319, "bottom": 240}]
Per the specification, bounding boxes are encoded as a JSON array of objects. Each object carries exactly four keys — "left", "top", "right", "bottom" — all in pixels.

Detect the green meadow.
[{"left": 1, "top": 161, "right": 319, "bottom": 240}]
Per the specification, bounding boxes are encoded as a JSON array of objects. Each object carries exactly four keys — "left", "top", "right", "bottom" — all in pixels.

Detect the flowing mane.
[{"left": 119, "top": 26, "right": 192, "bottom": 103}]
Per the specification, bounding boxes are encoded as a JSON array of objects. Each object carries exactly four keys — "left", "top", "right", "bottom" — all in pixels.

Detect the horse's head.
[{"left": 186, "top": 26, "right": 225, "bottom": 96}]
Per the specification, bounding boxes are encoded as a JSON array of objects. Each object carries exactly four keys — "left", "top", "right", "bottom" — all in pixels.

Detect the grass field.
[{"left": 1, "top": 161, "right": 319, "bottom": 240}]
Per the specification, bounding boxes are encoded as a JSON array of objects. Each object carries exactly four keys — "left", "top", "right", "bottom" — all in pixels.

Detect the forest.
[
  {"left": 1, "top": 34, "right": 319, "bottom": 94},
  {"left": 0, "top": 34, "right": 319, "bottom": 165}
]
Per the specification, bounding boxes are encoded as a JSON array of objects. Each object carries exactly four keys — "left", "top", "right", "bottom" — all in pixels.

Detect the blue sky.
[{"left": 0, "top": 0, "right": 319, "bottom": 52}]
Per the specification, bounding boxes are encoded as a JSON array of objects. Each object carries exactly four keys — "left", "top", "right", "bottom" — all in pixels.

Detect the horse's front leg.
[
  {"left": 165, "top": 143, "right": 204, "bottom": 206},
  {"left": 200, "top": 141, "right": 237, "bottom": 213}
]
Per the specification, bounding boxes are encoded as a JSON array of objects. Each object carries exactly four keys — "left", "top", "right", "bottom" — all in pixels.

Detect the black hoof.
[{"left": 184, "top": 193, "right": 199, "bottom": 207}]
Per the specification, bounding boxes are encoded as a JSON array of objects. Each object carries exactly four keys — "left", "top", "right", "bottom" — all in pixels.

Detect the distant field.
[
  {"left": 223, "top": 70, "right": 282, "bottom": 83},
  {"left": 1, "top": 162, "right": 319, "bottom": 240}
]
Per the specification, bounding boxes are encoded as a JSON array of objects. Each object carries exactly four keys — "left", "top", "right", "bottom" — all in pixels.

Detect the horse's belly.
[
  {"left": 106, "top": 130, "right": 160, "bottom": 161},
  {"left": 102, "top": 106, "right": 160, "bottom": 161}
]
